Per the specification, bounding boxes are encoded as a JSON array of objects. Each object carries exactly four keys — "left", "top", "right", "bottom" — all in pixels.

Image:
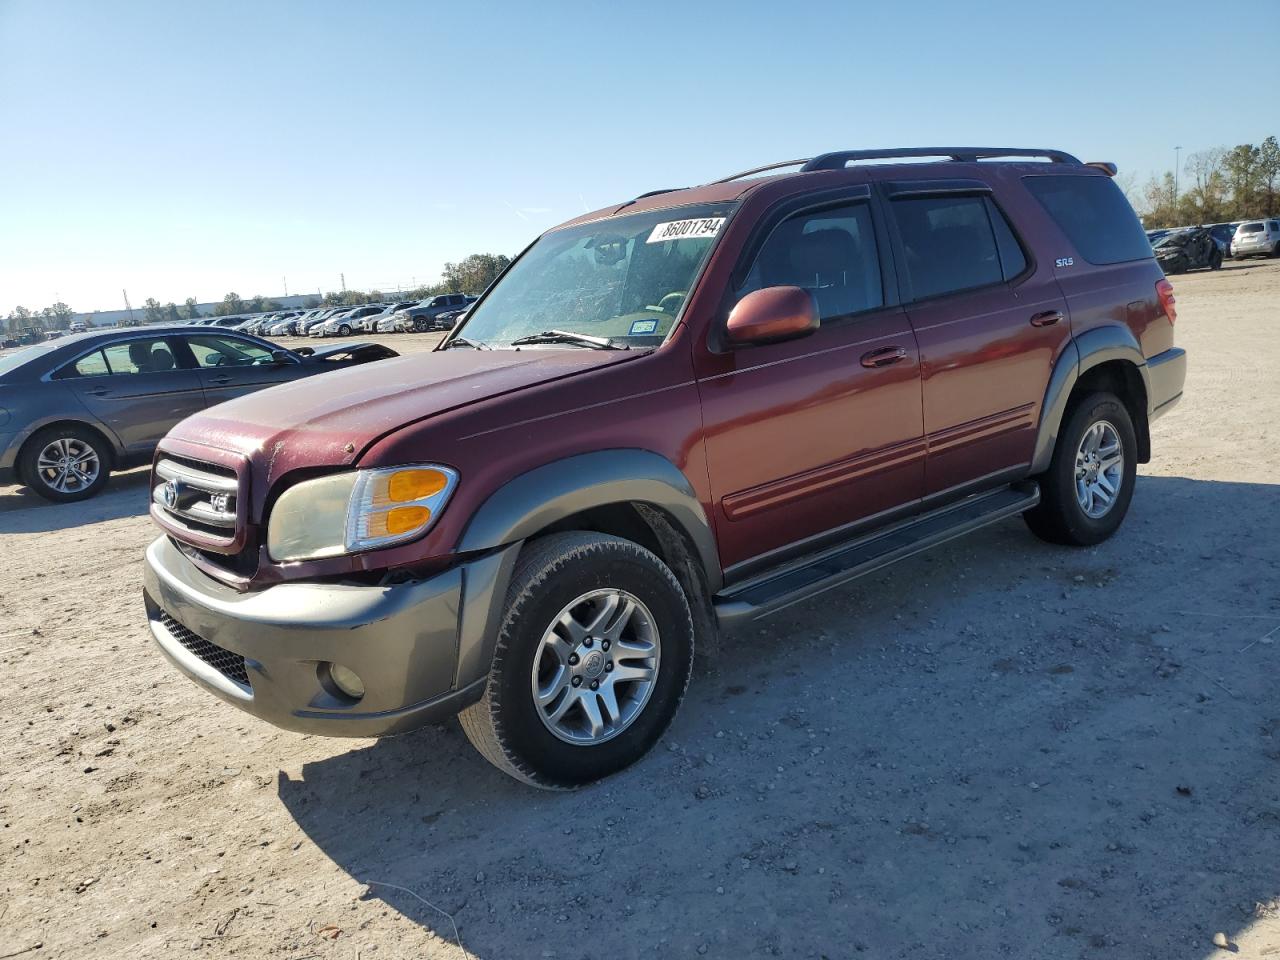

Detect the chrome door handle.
[
  {"left": 860, "top": 346, "right": 907, "bottom": 368},
  {"left": 1030, "top": 310, "right": 1064, "bottom": 327}
]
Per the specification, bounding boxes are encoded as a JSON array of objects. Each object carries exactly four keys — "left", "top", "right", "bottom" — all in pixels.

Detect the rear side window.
[
  {"left": 73, "top": 350, "right": 110, "bottom": 377},
  {"left": 1240, "top": 223, "right": 1263, "bottom": 234},
  {"left": 891, "top": 194, "right": 1022, "bottom": 300},
  {"left": 1024, "top": 175, "right": 1150, "bottom": 265},
  {"left": 100, "top": 338, "right": 179, "bottom": 375},
  {"left": 740, "top": 202, "right": 884, "bottom": 319}
]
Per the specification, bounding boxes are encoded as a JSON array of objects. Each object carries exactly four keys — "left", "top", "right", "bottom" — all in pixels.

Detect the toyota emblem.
[{"left": 162, "top": 479, "right": 181, "bottom": 508}]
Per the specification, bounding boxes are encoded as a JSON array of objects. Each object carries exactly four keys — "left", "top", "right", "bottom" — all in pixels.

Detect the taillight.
[{"left": 1156, "top": 278, "right": 1177, "bottom": 325}]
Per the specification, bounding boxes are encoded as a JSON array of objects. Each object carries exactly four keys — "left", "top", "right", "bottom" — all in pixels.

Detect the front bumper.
[
  {"left": 142, "top": 536, "right": 514, "bottom": 736},
  {"left": 1147, "top": 347, "right": 1186, "bottom": 421}
]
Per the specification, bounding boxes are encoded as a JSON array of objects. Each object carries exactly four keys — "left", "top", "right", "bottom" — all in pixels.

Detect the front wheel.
[
  {"left": 338, "top": 324, "right": 351, "bottom": 336},
  {"left": 1210, "top": 250, "right": 1223, "bottom": 270},
  {"left": 1024, "top": 392, "right": 1137, "bottom": 546},
  {"left": 459, "top": 532, "right": 695, "bottom": 789}
]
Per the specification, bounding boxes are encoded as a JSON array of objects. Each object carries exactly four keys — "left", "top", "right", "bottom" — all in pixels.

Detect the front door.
[
  {"left": 64, "top": 336, "right": 207, "bottom": 456},
  {"left": 695, "top": 197, "right": 925, "bottom": 576},
  {"left": 183, "top": 334, "right": 310, "bottom": 406}
]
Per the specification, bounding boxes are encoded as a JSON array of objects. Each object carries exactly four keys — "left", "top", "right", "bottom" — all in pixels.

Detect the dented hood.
[{"left": 163, "top": 348, "right": 636, "bottom": 482}]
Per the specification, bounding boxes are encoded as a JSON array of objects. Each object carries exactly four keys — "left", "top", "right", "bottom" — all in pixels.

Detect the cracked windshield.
[{"left": 456, "top": 202, "right": 734, "bottom": 348}]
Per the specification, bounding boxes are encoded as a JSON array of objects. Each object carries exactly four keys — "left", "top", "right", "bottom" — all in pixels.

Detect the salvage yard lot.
[{"left": 1, "top": 265, "right": 1277, "bottom": 959}]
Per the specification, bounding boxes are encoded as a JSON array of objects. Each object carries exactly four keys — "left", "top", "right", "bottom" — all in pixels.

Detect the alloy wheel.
[
  {"left": 531, "top": 589, "right": 660, "bottom": 745},
  {"left": 1074, "top": 420, "right": 1123, "bottom": 519},
  {"left": 35, "top": 437, "right": 100, "bottom": 494}
]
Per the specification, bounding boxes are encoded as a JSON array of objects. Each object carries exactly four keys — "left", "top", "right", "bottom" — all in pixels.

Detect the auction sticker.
[{"left": 646, "top": 217, "right": 725, "bottom": 244}]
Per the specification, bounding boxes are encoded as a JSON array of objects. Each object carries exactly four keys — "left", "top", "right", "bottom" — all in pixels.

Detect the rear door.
[
  {"left": 61, "top": 335, "right": 206, "bottom": 455},
  {"left": 884, "top": 180, "right": 1070, "bottom": 496},
  {"left": 183, "top": 333, "right": 310, "bottom": 407}
]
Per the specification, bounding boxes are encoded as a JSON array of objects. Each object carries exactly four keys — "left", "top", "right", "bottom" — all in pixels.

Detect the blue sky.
[{"left": 1, "top": 0, "right": 1273, "bottom": 315}]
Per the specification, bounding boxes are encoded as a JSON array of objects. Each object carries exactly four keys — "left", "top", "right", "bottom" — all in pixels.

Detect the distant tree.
[
  {"left": 143, "top": 297, "right": 165, "bottom": 324},
  {"left": 1223, "top": 143, "right": 1262, "bottom": 218},
  {"left": 50, "top": 302, "right": 75, "bottom": 330},
  {"left": 163, "top": 302, "right": 183, "bottom": 324},
  {"left": 303, "top": 295, "right": 321, "bottom": 309},
  {"left": 214, "top": 292, "right": 245, "bottom": 317},
  {"left": 182, "top": 297, "right": 203, "bottom": 320},
  {"left": 1259, "top": 136, "right": 1280, "bottom": 217},
  {"left": 442, "top": 253, "right": 511, "bottom": 295},
  {"left": 1182, "top": 149, "right": 1229, "bottom": 224}
]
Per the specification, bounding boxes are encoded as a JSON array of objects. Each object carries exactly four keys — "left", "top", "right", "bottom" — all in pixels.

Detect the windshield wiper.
[
  {"left": 441, "top": 336, "right": 489, "bottom": 350},
  {"left": 509, "top": 330, "right": 627, "bottom": 350}
]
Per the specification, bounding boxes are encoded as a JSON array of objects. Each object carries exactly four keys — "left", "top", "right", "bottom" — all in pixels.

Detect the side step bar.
[{"left": 714, "top": 482, "right": 1040, "bottom": 627}]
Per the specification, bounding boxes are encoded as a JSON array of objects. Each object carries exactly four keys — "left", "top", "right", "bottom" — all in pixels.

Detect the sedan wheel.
[{"left": 21, "top": 426, "right": 111, "bottom": 502}]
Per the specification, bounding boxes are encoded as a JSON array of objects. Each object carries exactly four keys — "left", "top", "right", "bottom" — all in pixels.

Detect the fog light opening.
[{"left": 321, "top": 662, "right": 366, "bottom": 702}]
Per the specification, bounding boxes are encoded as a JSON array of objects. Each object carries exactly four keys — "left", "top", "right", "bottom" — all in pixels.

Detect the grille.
[{"left": 157, "top": 611, "right": 250, "bottom": 688}]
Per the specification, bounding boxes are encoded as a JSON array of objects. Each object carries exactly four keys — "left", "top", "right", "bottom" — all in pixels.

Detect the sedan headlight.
[{"left": 267, "top": 465, "right": 458, "bottom": 562}]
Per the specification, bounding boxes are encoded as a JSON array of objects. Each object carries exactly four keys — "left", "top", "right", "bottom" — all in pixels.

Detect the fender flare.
[
  {"left": 1030, "top": 326, "right": 1151, "bottom": 474},
  {"left": 450, "top": 449, "right": 720, "bottom": 690},
  {"left": 457, "top": 448, "right": 719, "bottom": 585}
]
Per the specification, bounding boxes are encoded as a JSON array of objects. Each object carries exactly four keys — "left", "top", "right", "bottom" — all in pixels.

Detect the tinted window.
[
  {"left": 892, "top": 195, "right": 1002, "bottom": 299},
  {"left": 1023, "top": 174, "right": 1151, "bottom": 265},
  {"left": 1270, "top": 221, "right": 1280, "bottom": 231},
  {"left": 188, "top": 335, "right": 275, "bottom": 368},
  {"left": 100, "top": 338, "right": 179, "bottom": 374},
  {"left": 986, "top": 198, "right": 1028, "bottom": 279},
  {"left": 1240, "top": 223, "right": 1263, "bottom": 234},
  {"left": 740, "top": 202, "right": 883, "bottom": 319}
]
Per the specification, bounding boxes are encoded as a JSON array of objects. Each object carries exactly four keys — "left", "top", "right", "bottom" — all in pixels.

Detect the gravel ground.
[{"left": 2, "top": 262, "right": 1278, "bottom": 960}]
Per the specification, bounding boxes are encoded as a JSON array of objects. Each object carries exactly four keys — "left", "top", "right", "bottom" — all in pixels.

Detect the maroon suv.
[{"left": 143, "top": 146, "right": 1185, "bottom": 788}]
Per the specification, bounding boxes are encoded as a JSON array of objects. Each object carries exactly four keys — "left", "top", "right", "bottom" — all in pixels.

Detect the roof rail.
[
  {"left": 800, "top": 147, "right": 1081, "bottom": 171},
  {"left": 712, "top": 159, "right": 811, "bottom": 184}
]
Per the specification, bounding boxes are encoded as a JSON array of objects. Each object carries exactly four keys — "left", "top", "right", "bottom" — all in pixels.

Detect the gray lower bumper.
[
  {"left": 142, "top": 536, "right": 510, "bottom": 736},
  {"left": 1146, "top": 347, "right": 1186, "bottom": 421}
]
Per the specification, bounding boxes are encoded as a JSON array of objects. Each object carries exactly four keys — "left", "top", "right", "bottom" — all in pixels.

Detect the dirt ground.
[{"left": 2, "top": 262, "right": 1278, "bottom": 960}]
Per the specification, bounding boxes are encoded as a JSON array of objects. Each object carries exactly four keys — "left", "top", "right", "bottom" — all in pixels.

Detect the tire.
[
  {"left": 1211, "top": 250, "right": 1223, "bottom": 270},
  {"left": 1023, "top": 392, "right": 1137, "bottom": 547},
  {"left": 338, "top": 324, "right": 351, "bottom": 336},
  {"left": 19, "top": 424, "right": 112, "bottom": 503},
  {"left": 459, "top": 531, "right": 695, "bottom": 789}
]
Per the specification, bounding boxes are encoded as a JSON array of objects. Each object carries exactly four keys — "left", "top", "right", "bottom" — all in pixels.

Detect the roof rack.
[
  {"left": 712, "top": 159, "right": 812, "bottom": 184},
  {"left": 801, "top": 147, "right": 1081, "bottom": 171}
]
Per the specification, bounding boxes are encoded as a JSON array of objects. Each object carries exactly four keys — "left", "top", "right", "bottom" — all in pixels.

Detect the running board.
[{"left": 714, "top": 482, "right": 1039, "bottom": 627}]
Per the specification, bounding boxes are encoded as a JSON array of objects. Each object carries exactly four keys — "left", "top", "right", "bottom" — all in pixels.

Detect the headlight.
[{"left": 267, "top": 465, "right": 458, "bottom": 562}]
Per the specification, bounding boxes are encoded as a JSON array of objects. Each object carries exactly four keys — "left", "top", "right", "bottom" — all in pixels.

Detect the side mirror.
[
  {"left": 271, "top": 349, "right": 298, "bottom": 365},
  {"left": 726, "top": 286, "right": 820, "bottom": 347}
]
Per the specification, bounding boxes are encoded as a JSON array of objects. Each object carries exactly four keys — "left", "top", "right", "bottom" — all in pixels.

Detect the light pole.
[{"left": 1173, "top": 145, "right": 1182, "bottom": 208}]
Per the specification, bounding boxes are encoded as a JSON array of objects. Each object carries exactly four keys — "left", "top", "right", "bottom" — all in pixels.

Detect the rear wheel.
[
  {"left": 1024, "top": 392, "right": 1136, "bottom": 546},
  {"left": 338, "top": 324, "right": 352, "bottom": 336},
  {"left": 1210, "top": 249, "right": 1223, "bottom": 270},
  {"left": 459, "top": 532, "right": 695, "bottom": 789},
  {"left": 20, "top": 425, "right": 111, "bottom": 503}
]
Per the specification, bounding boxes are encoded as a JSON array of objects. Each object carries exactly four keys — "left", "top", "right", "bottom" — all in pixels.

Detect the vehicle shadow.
[
  {"left": 0, "top": 467, "right": 151, "bottom": 533},
  {"left": 278, "top": 474, "right": 1280, "bottom": 959}
]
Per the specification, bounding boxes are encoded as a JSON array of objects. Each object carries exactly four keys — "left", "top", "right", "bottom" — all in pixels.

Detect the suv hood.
[{"left": 163, "top": 348, "right": 637, "bottom": 481}]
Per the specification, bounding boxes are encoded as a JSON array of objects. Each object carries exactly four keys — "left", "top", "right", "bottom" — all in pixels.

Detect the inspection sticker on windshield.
[
  {"left": 646, "top": 217, "right": 725, "bottom": 244},
  {"left": 629, "top": 319, "right": 659, "bottom": 335}
]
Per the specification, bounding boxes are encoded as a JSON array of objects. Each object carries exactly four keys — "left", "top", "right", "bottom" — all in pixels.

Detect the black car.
[
  {"left": 0, "top": 326, "right": 397, "bottom": 502},
  {"left": 1152, "top": 227, "right": 1222, "bottom": 274},
  {"left": 400, "top": 293, "right": 477, "bottom": 331}
]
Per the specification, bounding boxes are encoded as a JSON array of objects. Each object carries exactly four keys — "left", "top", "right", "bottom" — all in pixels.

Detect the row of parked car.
[
  {"left": 189, "top": 294, "right": 479, "bottom": 340},
  {"left": 1144, "top": 218, "right": 1280, "bottom": 273}
]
